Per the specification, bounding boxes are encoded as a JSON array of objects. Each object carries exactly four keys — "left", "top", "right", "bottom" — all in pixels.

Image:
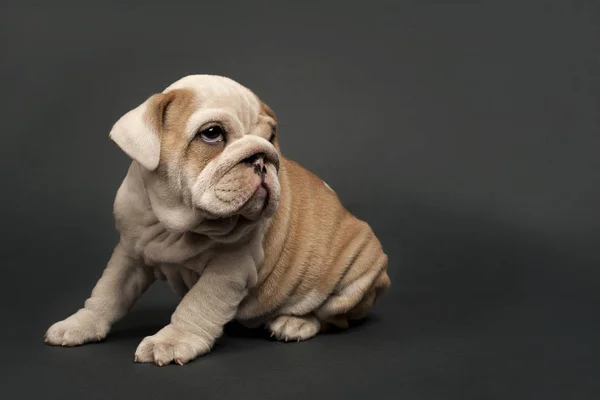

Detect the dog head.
[{"left": 109, "top": 75, "right": 281, "bottom": 233}]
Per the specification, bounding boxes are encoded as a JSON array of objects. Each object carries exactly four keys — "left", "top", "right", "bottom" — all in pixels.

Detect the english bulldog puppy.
[{"left": 44, "top": 75, "right": 390, "bottom": 366}]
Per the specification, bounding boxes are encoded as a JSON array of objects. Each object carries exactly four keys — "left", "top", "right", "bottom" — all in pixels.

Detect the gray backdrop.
[{"left": 2, "top": 1, "right": 599, "bottom": 399}]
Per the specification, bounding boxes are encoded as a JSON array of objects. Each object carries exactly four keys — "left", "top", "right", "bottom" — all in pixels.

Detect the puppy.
[{"left": 44, "top": 75, "right": 390, "bottom": 366}]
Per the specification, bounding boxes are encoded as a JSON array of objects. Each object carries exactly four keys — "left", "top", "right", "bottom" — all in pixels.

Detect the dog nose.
[{"left": 243, "top": 153, "right": 267, "bottom": 176}]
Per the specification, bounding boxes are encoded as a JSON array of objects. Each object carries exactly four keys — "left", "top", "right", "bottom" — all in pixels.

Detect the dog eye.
[{"left": 198, "top": 126, "right": 225, "bottom": 144}]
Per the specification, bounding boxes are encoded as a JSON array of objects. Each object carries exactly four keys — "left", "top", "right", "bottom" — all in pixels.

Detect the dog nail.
[
  {"left": 176, "top": 359, "right": 184, "bottom": 366},
  {"left": 157, "top": 361, "right": 164, "bottom": 366},
  {"left": 134, "top": 356, "right": 139, "bottom": 363}
]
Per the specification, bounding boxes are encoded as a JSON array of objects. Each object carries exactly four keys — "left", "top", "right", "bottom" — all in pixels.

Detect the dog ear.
[
  {"left": 260, "top": 101, "right": 278, "bottom": 144},
  {"left": 109, "top": 92, "right": 174, "bottom": 171}
]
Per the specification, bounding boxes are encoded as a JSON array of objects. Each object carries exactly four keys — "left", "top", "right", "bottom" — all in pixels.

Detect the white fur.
[
  {"left": 46, "top": 75, "right": 274, "bottom": 365},
  {"left": 109, "top": 99, "right": 161, "bottom": 171}
]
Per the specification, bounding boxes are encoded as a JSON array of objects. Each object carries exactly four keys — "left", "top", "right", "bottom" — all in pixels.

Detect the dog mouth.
[
  {"left": 199, "top": 179, "right": 272, "bottom": 219},
  {"left": 238, "top": 181, "right": 272, "bottom": 220},
  {"left": 254, "top": 183, "right": 270, "bottom": 206},
  {"left": 258, "top": 183, "right": 271, "bottom": 212}
]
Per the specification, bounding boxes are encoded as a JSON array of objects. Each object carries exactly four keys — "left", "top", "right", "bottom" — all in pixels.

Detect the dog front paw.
[
  {"left": 44, "top": 309, "right": 110, "bottom": 347},
  {"left": 134, "top": 324, "right": 212, "bottom": 366}
]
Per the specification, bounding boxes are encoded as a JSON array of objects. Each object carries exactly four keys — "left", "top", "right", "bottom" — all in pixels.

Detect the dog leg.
[
  {"left": 44, "top": 243, "right": 155, "bottom": 346},
  {"left": 134, "top": 250, "right": 257, "bottom": 366},
  {"left": 267, "top": 314, "right": 321, "bottom": 342}
]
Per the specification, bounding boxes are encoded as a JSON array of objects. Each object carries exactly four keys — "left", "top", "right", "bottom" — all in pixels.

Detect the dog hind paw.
[{"left": 267, "top": 314, "right": 320, "bottom": 342}]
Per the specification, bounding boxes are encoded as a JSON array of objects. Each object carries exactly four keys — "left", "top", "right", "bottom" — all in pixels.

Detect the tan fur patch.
[
  {"left": 155, "top": 89, "right": 224, "bottom": 184},
  {"left": 238, "top": 156, "right": 390, "bottom": 323}
]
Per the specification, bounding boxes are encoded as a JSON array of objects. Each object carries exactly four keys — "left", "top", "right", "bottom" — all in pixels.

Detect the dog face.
[{"left": 109, "top": 75, "right": 281, "bottom": 231}]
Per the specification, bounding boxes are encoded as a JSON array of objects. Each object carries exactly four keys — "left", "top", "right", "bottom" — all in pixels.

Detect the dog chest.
[
  {"left": 134, "top": 226, "right": 214, "bottom": 267},
  {"left": 152, "top": 263, "right": 202, "bottom": 297}
]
